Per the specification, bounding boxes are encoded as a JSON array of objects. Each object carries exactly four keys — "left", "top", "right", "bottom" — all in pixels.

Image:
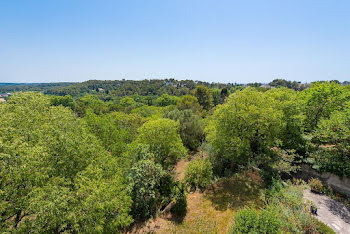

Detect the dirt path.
[{"left": 303, "top": 190, "right": 350, "bottom": 233}]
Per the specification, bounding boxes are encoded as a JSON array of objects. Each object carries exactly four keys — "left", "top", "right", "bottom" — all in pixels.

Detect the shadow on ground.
[
  {"left": 325, "top": 199, "right": 350, "bottom": 224},
  {"left": 204, "top": 170, "right": 264, "bottom": 211}
]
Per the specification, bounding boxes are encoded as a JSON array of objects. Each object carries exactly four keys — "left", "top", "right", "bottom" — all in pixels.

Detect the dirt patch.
[
  {"left": 129, "top": 170, "right": 264, "bottom": 234},
  {"left": 174, "top": 159, "right": 189, "bottom": 181}
]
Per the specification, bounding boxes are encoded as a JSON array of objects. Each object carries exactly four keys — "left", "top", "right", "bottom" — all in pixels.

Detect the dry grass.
[
  {"left": 174, "top": 158, "right": 189, "bottom": 181},
  {"left": 130, "top": 169, "right": 264, "bottom": 234}
]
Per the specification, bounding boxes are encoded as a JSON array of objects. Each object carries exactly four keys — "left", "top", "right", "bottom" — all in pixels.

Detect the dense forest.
[
  {"left": 0, "top": 82, "right": 76, "bottom": 93},
  {"left": 1, "top": 79, "right": 349, "bottom": 233}
]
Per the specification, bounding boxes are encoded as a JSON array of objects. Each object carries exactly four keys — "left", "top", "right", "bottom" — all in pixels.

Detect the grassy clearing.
[{"left": 132, "top": 169, "right": 264, "bottom": 234}]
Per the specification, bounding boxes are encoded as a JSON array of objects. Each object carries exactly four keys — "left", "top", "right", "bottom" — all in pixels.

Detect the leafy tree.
[
  {"left": 75, "top": 95, "right": 108, "bottom": 117},
  {"left": 207, "top": 88, "right": 284, "bottom": 175},
  {"left": 211, "top": 89, "right": 221, "bottom": 106},
  {"left": 131, "top": 105, "right": 176, "bottom": 118},
  {"left": 0, "top": 92, "right": 132, "bottom": 233},
  {"left": 132, "top": 118, "right": 187, "bottom": 169},
  {"left": 194, "top": 85, "right": 212, "bottom": 110},
  {"left": 119, "top": 96, "right": 136, "bottom": 107},
  {"left": 156, "top": 94, "right": 179, "bottom": 106},
  {"left": 84, "top": 110, "right": 144, "bottom": 156},
  {"left": 163, "top": 109, "right": 204, "bottom": 150},
  {"left": 310, "top": 106, "right": 350, "bottom": 177},
  {"left": 268, "top": 78, "right": 300, "bottom": 90},
  {"left": 184, "top": 158, "right": 213, "bottom": 191},
  {"left": 177, "top": 95, "right": 202, "bottom": 114},
  {"left": 50, "top": 95, "right": 76, "bottom": 110},
  {"left": 220, "top": 88, "right": 229, "bottom": 104},
  {"left": 119, "top": 96, "right": 137, "bottom": 113},
  {"left": 170, "top": 182, "right": 187, "bottom": 216},
  {"left": 266, "top": 88, "right": 305, "bottom": 153},
  {"left": 127, "top": 156, "right": 166, "bottom": 220},
  {"left": 126, "top": 144, "right": 180, "bottom": 220},
  {"left": 300, "top": 82, "right": 350, "bottom": 131}
]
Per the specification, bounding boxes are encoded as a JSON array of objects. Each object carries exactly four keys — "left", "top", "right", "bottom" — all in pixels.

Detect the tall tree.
[
  {"left": 163, "top": 109, "right": 204, "bottom": 150},
  {"left": 300, "top": 82, "right": 350, "bottom": 131},
  {"left": 194, "top": 85, "right": 212, "bottom": 110},
  {"left": 177, "top": 95, "right": 203, "bottom": 115},
  {"left": 207, "top": 88, "right": 284, "bottom": 175}
]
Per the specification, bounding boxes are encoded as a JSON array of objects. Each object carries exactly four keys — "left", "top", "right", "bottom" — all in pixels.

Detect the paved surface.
[{"left": 304, "top": 190, "right": 350, "bottom": 233}]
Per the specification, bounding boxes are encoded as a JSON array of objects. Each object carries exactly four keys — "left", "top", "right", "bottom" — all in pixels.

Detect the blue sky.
[{"left": 1, "top": 0, "right": 349, "bottom": 83}]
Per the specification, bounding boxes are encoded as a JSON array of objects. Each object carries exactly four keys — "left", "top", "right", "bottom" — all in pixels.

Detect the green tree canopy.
[
  {"left": 300, "top": 82, "right": 350, "bottom": 131},
  {"left": 75, "top": 95, "right": 108, "bottom": 117},
  {"left": 131, "top": 118, "right": 187, "bottom": 169},
  {"left": 194, "top": 85, "right": 212, "bottom": 110},
  {"left": 156, "top": 94, "right": 179, "bottom": 106},
  {"left": 0, "top": 92, "right": 132, "bottom": 233},
  {"left": 50, "top": 95, "right": 76, "bottom": 110},
  {"left": 177, "top": 95, "right": 203, "bottom": 114},
  {"left": 265, "top": 88, "right": 305, "bottom": 153},
  {"left": 84, "top": 110, "right": 144, "bottom": 156},
  {"left": 207, "top": 88, "right": 284, "bottom": 175},
  {"left": 163, "top": 109, "right": 204, "bottom": 151}
]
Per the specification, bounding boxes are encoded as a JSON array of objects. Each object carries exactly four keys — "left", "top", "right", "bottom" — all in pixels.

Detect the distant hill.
[
  {"left": 0, "top": 82, "right": 76, "bottom": 93},
  {"left": 40, "top": 79, "right": 237, "bottom": 97}
]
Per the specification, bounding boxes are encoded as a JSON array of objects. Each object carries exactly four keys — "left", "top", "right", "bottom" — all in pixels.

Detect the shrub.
[
  {"left": 133, "top": 118, "right": 187, "bottom": 169},
  {"left": 314, "top": 218, "right": 336, "bottom": 234},
  {"left": 231, "top": 207, "right": 282, "bottom": 233},
  {"left": 309, "top": 178, "right": 324, "bottom": 193},
  {"left": 127, "top": 159, "right": 166, "bottom": 220},
  {"left": 232, "top": 181, "right": 334, "bottom": 233},
  {"left": 163, "top": 109, "right": 204, "bottom": 150},
  {"left": 231, "top": 208, "right": 259, "bottom": 233},
  {"left": 184, "top": 158, "right": 213, "bottom": 191},
  {"left": 170, "top": 182, "right": 187, "bottom": 216}
]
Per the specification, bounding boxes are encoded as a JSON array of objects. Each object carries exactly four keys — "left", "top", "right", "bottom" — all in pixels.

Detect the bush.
[
  {"left": 232, "top": 181, "right": 334, "bottom": 233},
  {"left": 127, "top": 159, "right": 166, "bottom": 220},
  {"left": 184, "top": 158, "right": 213, "bottom": 191},
  {"left": 309, "top": 178, "right": 324, "bottom": 193},
  {"left": 314, "top": 218, "right": 336, "bottom": 234},
  {"left": 231, "top": 207, "right": 282, "bottom": 233},
  {"left": 133, "top": 118, "right": 187, "bottom": 169},
  {"left": 231, "top": 208, "right": 259, "bottom": 233},
  {"left": 170, "top": 182, "right": 187, "bottom": 216}
]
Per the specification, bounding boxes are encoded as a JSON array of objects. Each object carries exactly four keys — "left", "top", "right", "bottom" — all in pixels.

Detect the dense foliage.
[
  {"left": 207, "top": 88, "right": 284, "bottom": 175},
  {"left": 0, "top": 93, "right": 132, "bottom": 232},
  {"left": 130, "top": 118, "right": 187, "bottom": 169},
  {"left": 163, "top": 109, "right": 204, "bottom": 150},
  {"left": 184, "top": 158, "right": 213, "bottom": 190},
  {"left": 2, "top": 79, "right": 348, "bottom": 232},
  {"left": 231, "top": 181, "right": 335, "bottom": 233}
]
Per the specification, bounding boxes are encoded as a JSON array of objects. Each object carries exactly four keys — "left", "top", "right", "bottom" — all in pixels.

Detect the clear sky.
[{"left": 1, "top": 0, "right": 349, "bottom": 83}]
